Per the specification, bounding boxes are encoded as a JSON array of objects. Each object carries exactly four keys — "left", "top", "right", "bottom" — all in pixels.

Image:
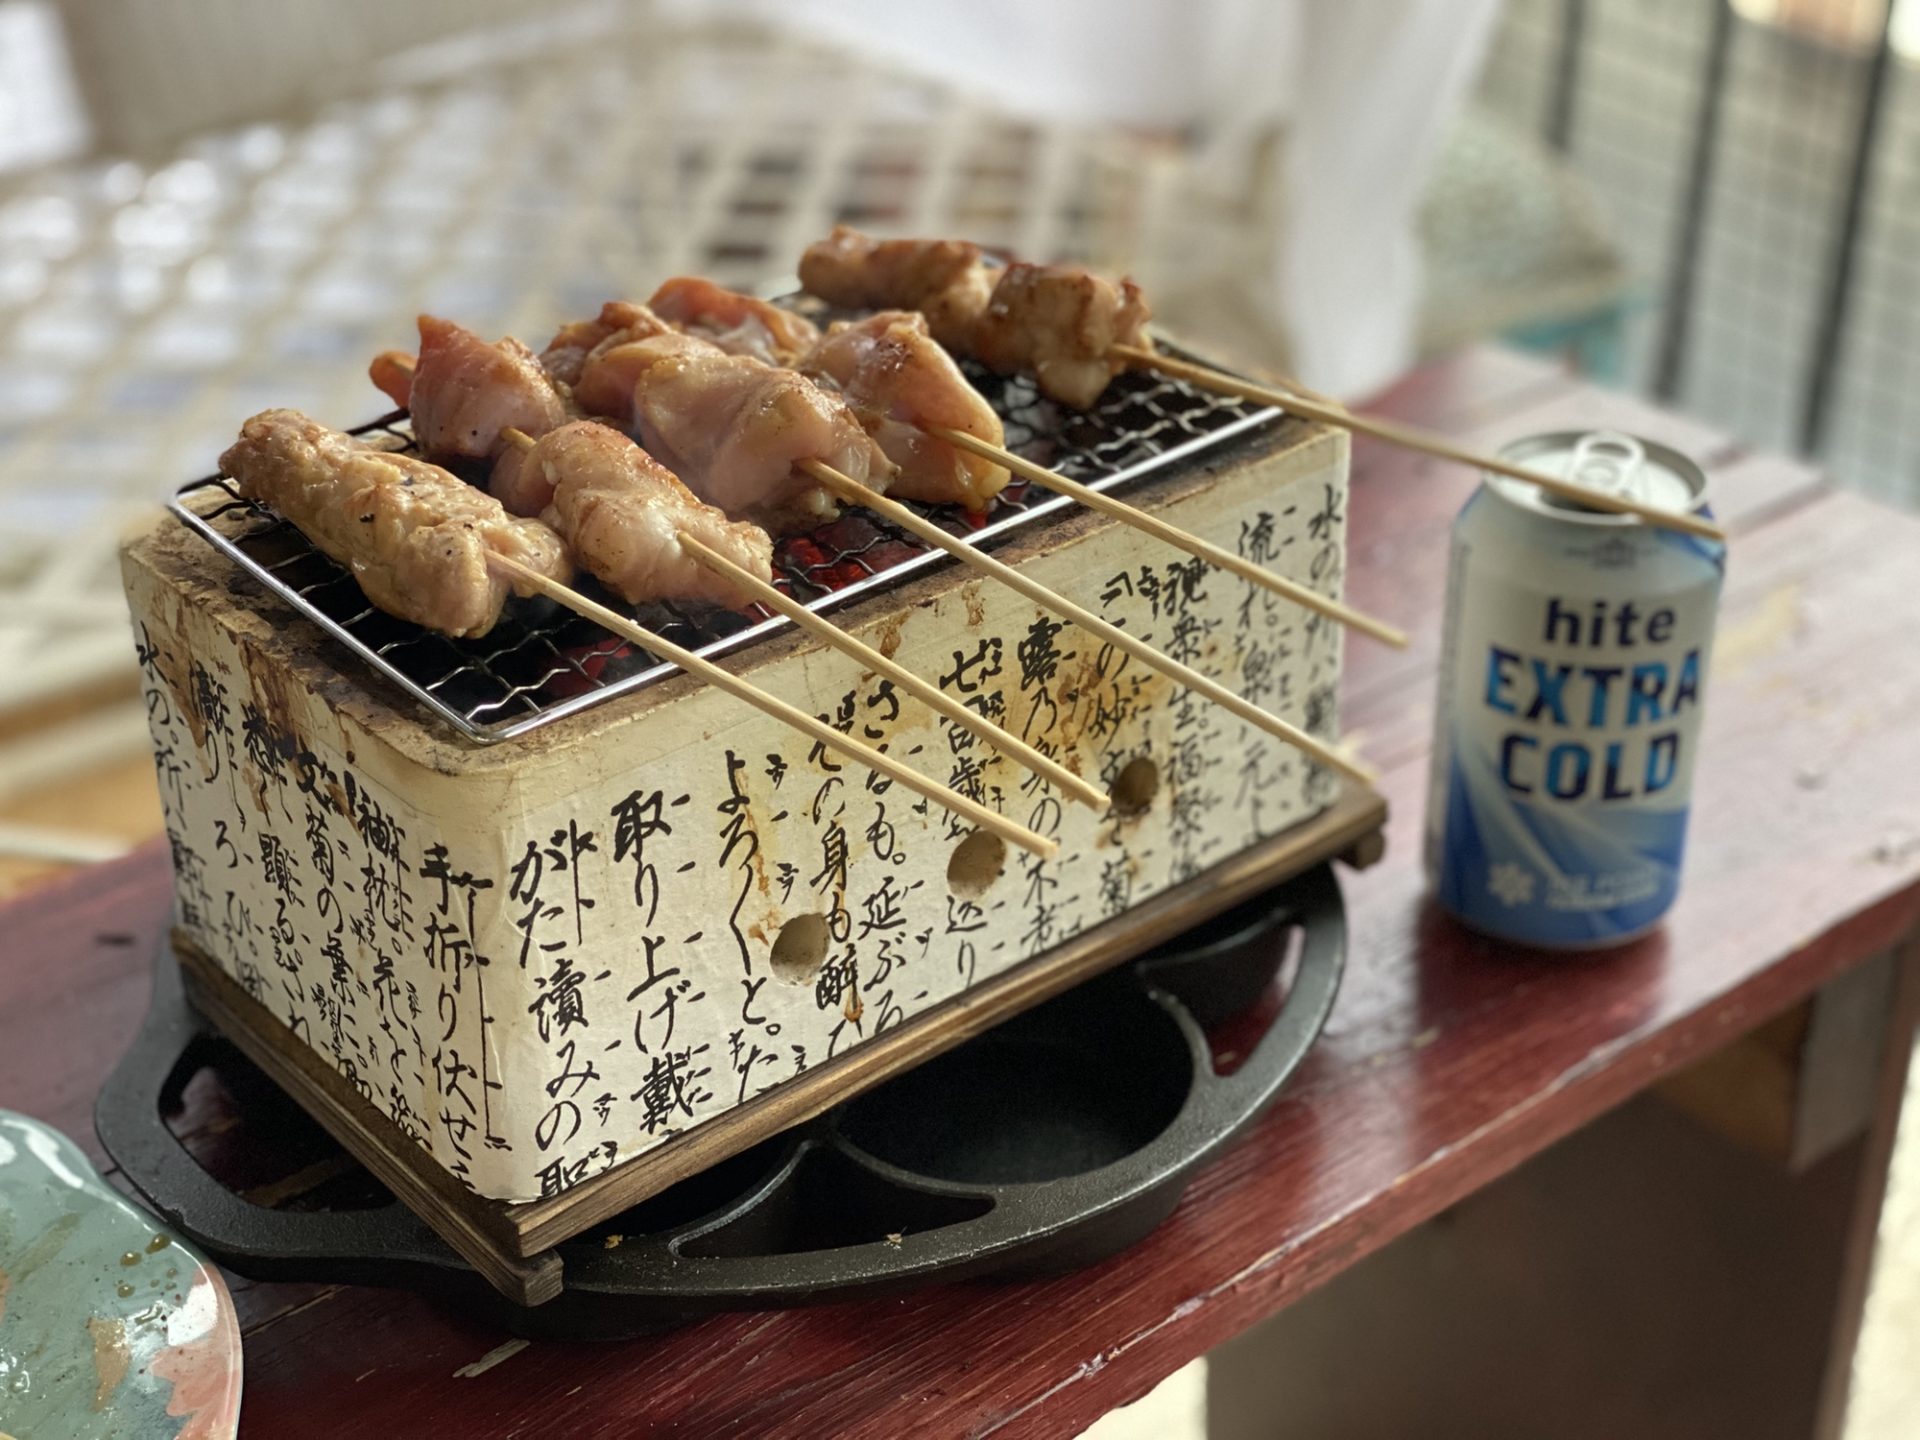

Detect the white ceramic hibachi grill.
[{"left": 120, "top": 339, "right": 1380, "bottom": 1300}]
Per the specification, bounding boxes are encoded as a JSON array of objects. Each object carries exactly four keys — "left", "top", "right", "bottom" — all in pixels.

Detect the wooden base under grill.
[{"left": 175, "top": 784, "right": 1387, "bottom": 1307}]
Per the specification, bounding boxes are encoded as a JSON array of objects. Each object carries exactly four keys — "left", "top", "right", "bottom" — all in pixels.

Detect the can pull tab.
[{"left": 1568, "top": 431, "right": 1648, "bottom": 502}]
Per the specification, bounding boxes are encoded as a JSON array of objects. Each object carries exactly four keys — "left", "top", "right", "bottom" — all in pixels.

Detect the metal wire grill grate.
[{"left": 168, "top": 341, "right": 1283, "bottom": 742}]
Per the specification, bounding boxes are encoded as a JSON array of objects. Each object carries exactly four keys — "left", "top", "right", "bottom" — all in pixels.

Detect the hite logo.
[{"left": 1485, "top": 596, "right": 1702, "bottom": 803}]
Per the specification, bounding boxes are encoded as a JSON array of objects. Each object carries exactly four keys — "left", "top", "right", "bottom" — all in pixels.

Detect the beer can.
[{"left": 1423, "top": 431, "right": 1725, "bottom": 948}]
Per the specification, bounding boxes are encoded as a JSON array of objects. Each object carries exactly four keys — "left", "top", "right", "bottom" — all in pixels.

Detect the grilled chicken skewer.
[
  {"left": 372, "top": 295, "right": 1402, "bottom": 644},
  {"left": 374, "top": 320, "right": 1370, "bottom": 781},
  {"left": 379, "top": 296, "right": 1008, "bottom": 518},
  {"left": 800, "top": 226, "right": 1147, "bottom": 410},
  {"left": 794, "top": 309, "right": 1011, "bottom": 512},
  {"left": 219, "top": 409, "right": 571, "bottom": 638},
  {"left": 800, "top": 227, "right": 1726, "bottom": 543},
  {"left": 539, "top": 293, "right": 1012, "bottom": 513},
  {"left": 492, "top": 425, "right": 1105, "bottom": 811},
  {"left": 500, "top": 420, "right": 775, "bottom": 610},
  {"left": 671, "top": 268, "right": 1401, "bottom": 645},
  {"left": 375, "top": 352, "right": 782, "bottom": 612},
  {"left": 568, "top": 342, "right": 1371, "bottom": 782},
  {"left": 371, "top": 315, "right": 572, "bottom": 456},
  {"left": 376, "top": 315, "right": 895, "bottom": 531}
]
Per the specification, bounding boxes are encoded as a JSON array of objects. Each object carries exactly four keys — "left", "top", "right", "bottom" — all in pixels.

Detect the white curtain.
[{"left": 674, "top": 0, "right": 1502, "bottom": 398}]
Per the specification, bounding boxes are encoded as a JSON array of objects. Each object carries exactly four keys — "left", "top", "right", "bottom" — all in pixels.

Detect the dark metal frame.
[
  {"left": 98, "top": 867, "right": 1344, "bottom": 1340},
  {"left": 1544, "top": 0, "right": 1896, "bottom": 458}
]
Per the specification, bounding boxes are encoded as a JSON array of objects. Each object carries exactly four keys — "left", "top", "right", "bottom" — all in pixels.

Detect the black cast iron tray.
[{"left": 97, "top": 865, "right": 1342, "bottom": 1342}]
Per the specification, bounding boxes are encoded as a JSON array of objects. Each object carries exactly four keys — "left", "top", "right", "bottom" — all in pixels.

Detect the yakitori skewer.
[
  {"left": 494, "top": 426, "right": 1108, "bottom": 812},
  {"left": 386, "top": 319, "right": 1375, "bottom": 785},
  {"left": 486, "top": 551, "right": 1058, "bottom": 860},
  {"left": 560, "top": 337, "right": 1374, "bottom": 783},
  {"left": 798, "top": 228, "right": 1727, "bottom": 544},
  {"left": 605, "top": 289, "right": 1407, "bottom": 647},
  {"left": 782, "top": 302, "right": 1403, "bottom": 645},
  {"left": 796, "top": 458, "right": 1376, "bottom": 787},
  {"left": 928, "top": 425, "right": 1409, "bottom": 648},
  {"left": 1110, "top": 345, "right": 1729, "bottom": 544},
  {"left": 219, "top": 408, "right": 573, "bottom": 639}
]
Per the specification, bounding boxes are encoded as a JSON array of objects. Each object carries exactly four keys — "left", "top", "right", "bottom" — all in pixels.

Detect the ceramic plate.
[{"left": 0, "top": 1111, "right": 241, "bottom": 1439}]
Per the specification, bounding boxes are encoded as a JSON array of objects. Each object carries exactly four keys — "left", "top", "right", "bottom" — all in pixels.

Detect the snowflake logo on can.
[{"left": 1488, "top": 861, "right": 1536, "bottom": 908}]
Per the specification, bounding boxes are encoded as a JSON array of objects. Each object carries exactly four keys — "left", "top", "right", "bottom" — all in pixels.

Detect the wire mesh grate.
[{"left": 168, "top": 339, "right": 1285, "bottom": 743}]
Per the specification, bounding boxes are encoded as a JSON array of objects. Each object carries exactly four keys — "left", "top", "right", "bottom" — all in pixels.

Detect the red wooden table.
[{"left": 5, "top": 347, "right": 1919, "bottom": 1438}]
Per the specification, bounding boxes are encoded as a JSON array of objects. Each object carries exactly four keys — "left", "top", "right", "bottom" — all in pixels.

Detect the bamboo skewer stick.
[
  {"left": 498, "top": 425, "right": 1098, "bottom": 806},
  {"left": 797, "top": 459, "right": 1376, "bottom": 787},
  {"left": 1111, "top": 343, "right": 1729, "bottom": 543},
  {"left": 402, "top": 347, "right": 1411, "bottom": 649},
  {"left": 926, "top": 426, "right": 1409, "bottom": 649},
  {"left": 487, "top": 552, "right": 1058, "bottom": 860},
  {"left": 675, "top": 533, "right": 1108, "bottom": 811},
  {"left": 497, "top": 428, "right": 1104, "bottom": 806}
]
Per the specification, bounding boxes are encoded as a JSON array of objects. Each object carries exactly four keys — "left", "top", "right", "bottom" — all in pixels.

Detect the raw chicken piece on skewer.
[
  {"left": 648, "top": 276, "right": 821, "bottom": 366},
  {"left": 797, "top": 226, "right": 1149, "bottom": 409},
  {"left": 577, "top": 331, "right": 894, "bottom": 531},
  {"left": 493, "top": 425, "right": 1106, "bottom": 810},
  {"left": 368, "top": 336, "right": 779, "bottom": 611},
  {"left": 219, "top": 408, "right": 572, "bottom": 639},
  {"left": 370, "top": 315, "right": 572, "bottom": 457},
  {"left": 625, "top": 279, "right": 1010, "bottom": 512},
  {"left": 798, "top": 226, "right": 995, "bottom": 352},
  {"left": 543, "top": 284, "right": 1008, "bottom": 513},
  {"left": 799, "top": 227, "right": 1726, "bottom": 542},
  {"left": 538, "top": 301, "right": 672, "bottom": 390},
  {"left": 496, "top": 419, "right": 774, "bottom": 611},
  {"left": 800, "top": 309, "right": 1011, "bottom": 512},
  {"left": 365, "top": 315, "right": 803, "bottom": 526}
]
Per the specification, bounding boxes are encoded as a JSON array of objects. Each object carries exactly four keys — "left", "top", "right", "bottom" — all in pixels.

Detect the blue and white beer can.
[{"left": 1423, "top": 431, "right": 1725, "bottom": 948}]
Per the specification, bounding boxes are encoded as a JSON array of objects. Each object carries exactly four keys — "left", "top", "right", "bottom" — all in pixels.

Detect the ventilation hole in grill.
[
  {"left": 946, "top": 830, "right": 1007, "bottom": 900},
  {"left": 1111, "top": 756, "right": 1160, "bottom": 816},
  {"left": 770, "top": 913, "right": 830, "bottom": 985}
]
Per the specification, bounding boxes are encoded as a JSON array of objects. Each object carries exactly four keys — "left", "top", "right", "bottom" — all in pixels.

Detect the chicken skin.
[
  {"left": 798, "top": 227, "right": 1152, "bottom": 408},
  {"left": 802, "top": 310, "right": 1010, "bottom": 512},
  {"left": 371, "top": 315, "right": 573, "bottom": 459},
  {"left": 499, "top": 420, "right": 774, "bottom": 610},
  {"left": 970, "top": 262, "right": 1151, "bottom": 411},
  {"left": 648, "top": 276, "right": 821, "bottom": 366},
  {"left": 583, "top": 334, "right": 893, "bottom": 531},
  {"left": 221, "top": 408, "right": 571, "bottom": 638},
  {"left": 798, "top": 226, "right": 994, "bottom": 351}
]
